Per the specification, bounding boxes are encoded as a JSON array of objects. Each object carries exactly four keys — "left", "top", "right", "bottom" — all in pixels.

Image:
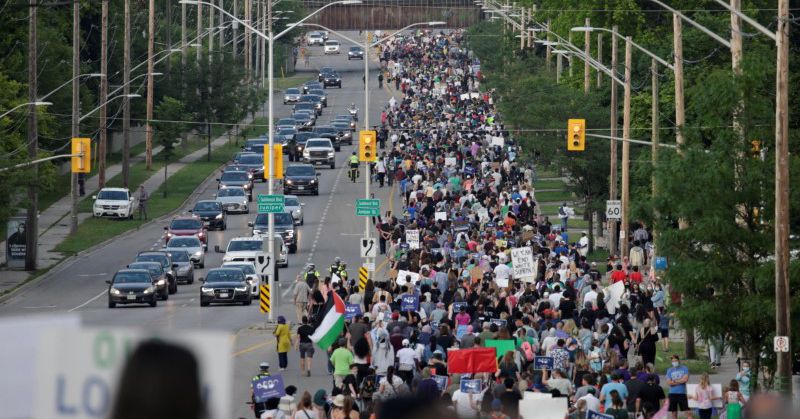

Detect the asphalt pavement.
[{"left": 0, "top": 34, "right": 398, "bottom": 418}]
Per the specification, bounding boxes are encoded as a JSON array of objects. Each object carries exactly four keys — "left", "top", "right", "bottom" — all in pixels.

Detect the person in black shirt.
[
  {"left": 637, "top": 374, "right": 666, "bottom": 416},
  {"left": 558, "top": 291, "right": 577, "bottom": 320},
  {"left": 499, "top": 377, "right": 522, "bottom": 419},
  {"left": 296, "top": 316, "right": 315, "bottom": 377}
]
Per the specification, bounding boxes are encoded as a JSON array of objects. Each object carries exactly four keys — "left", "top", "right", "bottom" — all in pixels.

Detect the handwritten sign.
[
  {"left": 435, "top": 211, "right": 447, "bottom": 221},
  {"left": 400, "top": 295, "right": 419, "bottom": 312},
  {"left": 491, "top": 136, "right": 505, "bottom": 147},
  {"left": 405, "top": 229, "right": 420, "bottom": 249},
  {"left": 344, "top": 304, "right": 361, "bottom": 321},
  {"left": 511, "top": 246, "right": 536, "bottom": 282},
  {"left": 396, "top": 270, "right": 420, "bottom": 287},
  {"left": 252, "top": 374, "right": 286, "bottom": 403},
  {"left": 460, "top": 379, "right": 482, "bottom": 394},
  {"left": 444, "top": 157, "right": 457, "bottom": 167},
  {"left": 533, "top": 356, "right": 554, "bottom": 370}
]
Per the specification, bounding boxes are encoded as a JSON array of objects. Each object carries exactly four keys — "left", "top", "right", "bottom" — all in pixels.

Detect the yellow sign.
[
  {"left": 259, "top": 284, "right": 271, "bottom": 313},
  {"left": 359, "top": 130, "right": 377, "bottom": 162},
  {"left": 71, "top": 137, "right": 91, "bottom": 173},
  {"left": 358, "top": 267, "right": 368, "bottom": 292},
  {"left": 567, "top": 119, "right": 585, "bottom": 151},
  {"left": 265, "top": 143, "right": 283, "bottom": 180}
]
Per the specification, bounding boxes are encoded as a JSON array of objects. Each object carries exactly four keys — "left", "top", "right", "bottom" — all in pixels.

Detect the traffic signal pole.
[{"left": 363, "top": 33, "right": 372, "bottom": 282}]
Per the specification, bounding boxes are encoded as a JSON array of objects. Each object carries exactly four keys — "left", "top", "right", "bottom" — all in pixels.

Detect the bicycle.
[{"left": 349, "top": 165, "right": 359, "bottom": 183}]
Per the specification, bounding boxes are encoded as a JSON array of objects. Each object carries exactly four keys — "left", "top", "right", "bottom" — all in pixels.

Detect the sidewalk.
[{"left": 0, "top": 111, "right": 260, "bottom": 295}]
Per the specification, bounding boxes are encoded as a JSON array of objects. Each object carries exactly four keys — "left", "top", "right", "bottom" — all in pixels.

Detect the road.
[{"left": 0, "top": 34, "right": 397, "bottom": 418}]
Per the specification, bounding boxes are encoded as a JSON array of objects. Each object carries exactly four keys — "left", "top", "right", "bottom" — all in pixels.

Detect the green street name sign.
[
  {"left": 257, "top": 194, "right": 285, "bottom": 214},
  {"left": 355, "top": 199, "right": 380, "bottom": 217}
]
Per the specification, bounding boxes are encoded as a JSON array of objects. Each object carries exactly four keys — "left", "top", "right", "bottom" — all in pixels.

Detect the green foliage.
[{"left": 153, "top": 96, "right": 187, "bottom": 162}]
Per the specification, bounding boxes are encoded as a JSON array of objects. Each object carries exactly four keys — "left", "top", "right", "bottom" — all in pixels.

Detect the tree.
[{"left": 152, "top": 96, "right": 186, "bottom": 198}]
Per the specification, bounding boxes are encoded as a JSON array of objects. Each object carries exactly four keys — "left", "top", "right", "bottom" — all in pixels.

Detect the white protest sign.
[
  {"left": 476, "top": 208, "right": 490, "bottom": 222},
  {"left": 686, "top": 384, "right": 724, "bottom": 408},
  {"left": 605, "top": 281, "right": 626, "bottom": 315},
  {"left": 460, "top": 93, "right": 469, "bottom": 100},
  {"left": 470, "top": 92, "right": 480, "bottom": 99},
  {"left": 495, "top": 274, "right": 509, "bottom": 288},
  {"left": 395, "top": 270, "right": 420, "bottom": 287},
  {"left": 332, "top": 272, "right": 342, "bottom": 283},
  {"left": 491, "top": 136, "right": 505, "bottom": 147},
  {"left": 34, "top": 328, "right": 232, "bottom": 419},
  {"left": 405, "top": 229, "right": 420, "bottom": 249},
  {"left": 519, "top": 393, "right": 568, "bottom": 419},
  {"left": 511, "top": 246, "right": 536, "bottom": 282},
  {"left": 435, "top": 211, "right": 447, "bottom": 221},
  {"left": 444, "top": 157, "right": 457, "bottom": 167},
  {"left": 0, "top": 314, "right": 81, "bottom": 419}
]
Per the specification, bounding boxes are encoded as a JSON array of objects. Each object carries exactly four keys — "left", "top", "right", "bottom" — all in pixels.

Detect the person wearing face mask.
[
  {"left": 735, "top": 361, "right": 752, "bottom": 401},
  {"left": 665, "top": 355, "right": 692, "bottom": 419}
]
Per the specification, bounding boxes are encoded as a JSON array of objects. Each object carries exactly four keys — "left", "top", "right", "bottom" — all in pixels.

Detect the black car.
[
  {"left": 318, "top": 66, "right": 335, "bottom": 81},
  {"left": 302, "top": 81, "right": 324, "bottom": 94},
  {"left": 322, "top": 72, "right": 342, "bottom": 88},
  {"left": 331, "top": 121, "right": 354, "bottom": 145},
  {"left": 307, "top": 89, "right": 328, "bottom": 107},
  {"left": 292, "top": 112, "right": 315, "bottom": 131},
  {"left": 134, "top": 251, "right": 177, "bottom": 294},
  {"left": 299, "top": 95, "right": 324, "bottom": 114},
  {"left": 217, "top": 171, "right": 253, "bottom": 201},
  {"left": 251, "top": 211, "right": 297, "bottom": 253},
  {"left": 294, "top": 102, "right": 320, "bottom": 117},
  {"left": 282, "top": 163, "right": 319, "bottom": 196},
  {"left": 107, "top": 269, "right": 158, "bottom": 308},
  {"left": 237, "top": 153, "right": 265, "bottom": 182},
  {"left": 243, "top": 138, "right": 268, "bottom": 153},
  {"left": 200, "top": 268, "right": 252, "bottom": 306},
  {"left": 293, "top": 132, "right": 317, "bottom": 155},
  {"left": 312, "top": 126, "right": 341, "bottom": 151},
  {"left": 127, "top": 261, "right": 170, "bottom": 299},
  {"left": 348, "top": 46, "right": 364, "bottom": 60},
  {"left": 190, "top": 200, "right": 227, "bottom": 230}
]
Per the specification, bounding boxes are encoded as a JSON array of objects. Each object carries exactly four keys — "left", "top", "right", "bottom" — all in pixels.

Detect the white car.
[
  {"left": 214, "top": 187, "right": 249, "bottom": 214},
  {"left": 284, "top": 195, "right": 304, "bottom": 226},
  {"left": 163, "top": 236, "right": 205, "bottom": 268},
  {"left": 324, "top": 40, "right": 340, "bottom": 54},
  {"left": 306, "top": 31, "right": 324, "bottom": 46},
  {"left": 222, "top": 261, "right": 260, "bottom": 299},
  {"left": 92, "top": 187, "right": 137, "bottom": 219}
]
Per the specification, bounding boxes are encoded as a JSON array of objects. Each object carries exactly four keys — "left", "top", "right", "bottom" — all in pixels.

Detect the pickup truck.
[
  {"left": 302, "top": 138, "right": 336, "bottom": 169},
  {"left": 93, "top": 187, "right": 137, "bottom": 219}
]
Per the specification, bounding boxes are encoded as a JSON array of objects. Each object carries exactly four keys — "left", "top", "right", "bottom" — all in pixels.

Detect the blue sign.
[
  {"left": 533, "top": 356, "right": 554, "bottom": 370},
  {"left": 400, "top": 242, "right": 411, "bottom": 250},
  {"left": 460, "top": 379, "right": 482, "bottom": 394},
  {"left": 490, "top": 318, "right": 506, "bottom": 328},
  {"left": 452, "top": 301, "right": 467, "bottom": 313},
  {"left": 344, "top": 304, "right": 361, "bottom": 321},
  {"left": 400, "top": 295, "right": 419, "bottom": 311},
  {"left": 506, "top": 239, "right": 516, "bottom": 248},
  {"left": 456, "top": 324, "right": 469, "bottom": 339},
  {"left": 655, "top": 256, "right": 668, "bottom": 271},
  {"left": 485, "top": 222, "right": 497, "bottom": 229},
  {"left": 252, "top": 374, "right": 286, "bottom": 403},
  {"left": 430, "top": 320, "right": 439, "bottom": 328},
  {"left": 586, "top": 411, "right": 614, "bottom": 419},
  {"left": 433, "top": 375, "right": 448, "bottom": 391},
  {"left": 464, "top": 166, "right": 476, "bottom": 175}
]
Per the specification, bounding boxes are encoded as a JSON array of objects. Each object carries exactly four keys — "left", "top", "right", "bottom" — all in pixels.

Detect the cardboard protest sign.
[
  {"left": 511, "top": 246, "right": 536, "bottom": 282},
  {"left": 406, "top": 229, "right": 420, "bottom": 249},
  {"left": 395, "top": 270, "right": 420, "bottom": 287}
]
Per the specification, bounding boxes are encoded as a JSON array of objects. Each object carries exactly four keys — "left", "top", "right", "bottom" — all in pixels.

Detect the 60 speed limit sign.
[{"left": 606, "top": 200, "right": 622, "bottom": 220}]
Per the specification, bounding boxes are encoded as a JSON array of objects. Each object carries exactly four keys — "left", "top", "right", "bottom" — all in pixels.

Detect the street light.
[
  {"left": 180, "top": 0, "right": 363, "bottom": 322},
  {"left": 79, "top": 94, "right": 140, "bottom": 122},
  {"left": 39, "top": 73, "right": 105, "bottom": 102},
  {"left": 0, "top": 101, "right": 52, "bottom": 119}
]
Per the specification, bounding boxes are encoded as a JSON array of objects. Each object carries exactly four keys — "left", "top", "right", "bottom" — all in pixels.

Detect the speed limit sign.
[{"left": 606, "top": 200, "right": 621, "bottom": 220}]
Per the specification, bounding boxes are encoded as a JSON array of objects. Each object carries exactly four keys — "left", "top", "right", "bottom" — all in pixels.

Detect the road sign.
[
  {"left": 360, "top": 237, "right": 377, "bottom": 258},
  {"left": 259, "top": 284, "right": 271, "bottom": 313},
  {"left": 358, "top": 267, "right": 368, "bottom": 291},
  {"left": 257, "top": 194, "right": 285, "bottom": 214},
  {"left": 606, "top": 200, "right": 621, "bottom": 220},
  {"left": 355, "top": 199, "right": 380, "bottom": 217},
  {"left": 774, "top": 336, "right": 789, "bottom": 352}
]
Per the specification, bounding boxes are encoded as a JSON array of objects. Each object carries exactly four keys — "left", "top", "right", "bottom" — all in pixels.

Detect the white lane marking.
[
  {"left": 69, "top": 289, "right": 107, "bottom": 312},
  {"left": 305, "top": 164, "right": 345, "bottom": 265},
  {"left": 23, "top": 305, "right": 57, "bottom": 309},
  {"left": 339, "top": 233, "right": 362, "bottom": 236},
  {"left": 77, "top": 273, "right": 107, "bottom": 277}
]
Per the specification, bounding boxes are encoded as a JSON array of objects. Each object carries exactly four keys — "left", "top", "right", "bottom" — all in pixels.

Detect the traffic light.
[
  {"left": 567, "top": 119, "right": 585, "bottom": 151},
  {"left": 265, "top": 143, "right": 283, "bottom": 180},
  {"left": 359, "top": 130, "right": 377, "bottom": 162},
  {"left": 71, "top": 137, "right": 91, "bottom": 173}
]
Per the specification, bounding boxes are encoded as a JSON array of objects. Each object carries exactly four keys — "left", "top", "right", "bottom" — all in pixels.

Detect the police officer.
[
  {"left": 304, "top": 263, "right": 321, "bottom": 288},
  {"left": 251, "top": 362, "right": 271, "bottom": 418},
  {"left": 349, "top": 151, "right": 360, "bottom": 182},
  {"left": 329, "top": 257, "right": 347, "bottom": 280}
]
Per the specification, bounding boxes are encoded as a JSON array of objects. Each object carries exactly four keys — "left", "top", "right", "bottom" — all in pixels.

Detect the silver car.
[
  {"left": 215, "top": 187, "right": 249, "bottom": 214},
  {"left": 164, "top": 236, "right": 205, "bottom": 268},
  {"left": 284, "top": 195, "right": 305, "bottom": 226},
  {"left": 169, "top": 250, "right": 195, "bottom": 284},
  {"left": 283, "top": 88, "right": 301, "bottom": 104}
]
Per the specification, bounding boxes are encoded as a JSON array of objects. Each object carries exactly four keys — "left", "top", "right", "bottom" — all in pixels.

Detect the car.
[
  {"left": 237, "top": 153, "right": 265, "bottom": 182},
  {"left": 215, "top": 187, "right": 249, "bottom": 214},
  {"left": 302, "top": 138, "right": 336, "bottom": 169},
  {"left": 334, "top": 114, "right": 357, "bottom": 130},
  {"left": 243, "top": 138, "right": 268, "bottom": 153},
  {"left": 189, "top": 200, "right": 227, "bottom": 230},
  {"left": 323, "top": 40, "right": 340, "bottom": 54},
  {"left": 221, "top": 261, "right": 260, "bottom": 299},
  {"left": 299, "top": 95, "right": 324, "bottom": 114},
  {"left": 292, "top": 112, "right": 315, "bottom": 131},
  {"left": 217, "top": 236, "right": 276, "bottom": 278},
  {"left": 283, "top": 88, "right": 301, "bottom": 104},
  {"left": 276, "top": 128, "right": 297, "bottom": 146},
  {"left": 331, "top": 121, "right": 354, "bottom": 144},
  {"left": 224, "top": 164, "right": 252, "bottom": 177},
  {"left": 276, "top": 118, "right": 298, "bottom": 131},
  {"left": 169, "top": 250, "right": 195, "bottom": 284},
  {"left": 348, "top": 46, "right": 364, "bottom": 60},
  {"left": 107, "top": 269, "right": 158, "bottom": 308},
  {"left": 164, "top": 216, "right": 207, "bottom": 246},
  {"left": 322, "top": 72, "right": 342, "bottom": 88},
  {"left": 134, "top": 251, "right": 177, "bottom": 294},
  {"left": 282, "top": 164, "right": 320, "bottom": 196},
  {"left": 127, "top": 261, "right": 170, "bottom": 299},
  {"left": 307, "top": 89, "right": 328, "bottom": 107},
  {"left": 312, "top": 126, "right": 342, "bottom": 151},
  {"left": 233, "top": 151, "right": 258, "bottom": 164},
  {"left": 306, "top": 31, "right": 324, "bottom": 46},
  {"left": 92, "top": 187, "right": 137, "bottom": 219},
  {"left": 251, "top": 212, "right": 297, "bottom": 253},
  {"left": 199, "top": 268, "right": 252, "bottom": 306},
  {"left": 318, "top": 67, "right": 335, "bottom": 82},
  {"left": 284, "top": 195, "right": 304, "bottom": 226},
  {"left": 217, "top": 171, "right": 253, "bottom": 201},
  {"left": 302, "top": 81, "right": 324, "bottom": 94},
  {"left": 164, "top": 236, "right": 205, "bottom": 268},
  {"left": 294, "top": 102, "right": 320, "bottom": 117},
  {"left": 319, "top": 31, "right": 329, "bottom": 41}
]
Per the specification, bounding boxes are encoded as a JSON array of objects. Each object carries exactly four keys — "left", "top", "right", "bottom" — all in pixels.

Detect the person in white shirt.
[
  {"left": 452, "top": 387, "right": 483, "bottom": 419},
  {"left": 493, "top": 262, "right": 511, "bottom": 287},
  {"left": 583, "top": 284, "right": 599, "bottom": 307},
  {"left": 395, "top": 339, "right": 419, "bottom": 383},
  {"left": 549, "top": 286, "right": 564, "bottom": 308},
  {"left": 579, "top": 390, "right": 601, "bottom": 413},
  {"left": 577, "top": 232, "right": 589, "bottom": 257}
]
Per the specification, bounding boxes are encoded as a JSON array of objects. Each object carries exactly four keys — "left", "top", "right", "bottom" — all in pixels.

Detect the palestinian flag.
[{"left": 310, "top": 291, "right": 345, "bottom": 350}]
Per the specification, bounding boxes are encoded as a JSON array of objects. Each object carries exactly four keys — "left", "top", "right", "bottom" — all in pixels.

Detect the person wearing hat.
[
  {"left": 395, "top": 338, "right": 419, "bottom": 384},
  {"left": 273, "top": 316, "right": 291, "bottom": 371},
  {"left": 330, "top": 394, "right": 358, "bottom": 419},
  {"left": 251, "top": 362, "right": 271, "bottom": 418},
  {"left": 312, "top": 389, "right": 329, "bottom": 419}
]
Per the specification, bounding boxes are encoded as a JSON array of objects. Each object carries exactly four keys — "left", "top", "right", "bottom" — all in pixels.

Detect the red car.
[{"left": 164, "top": 216, "right": 207, "bottom": 247}]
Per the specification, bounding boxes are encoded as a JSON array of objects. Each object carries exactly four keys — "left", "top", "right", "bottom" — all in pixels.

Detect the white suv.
[
  {"left": 92, "top": 187, "right": 136, "bottom": 219},
  {"left": 324, "top": 40, "right": 340, "bottom": 54},
  {"left": 306, "top": 32, "right": 324, "bottom": 46},
  {"left": 302, "top": 138, "right": 336, "bottom": 169}
]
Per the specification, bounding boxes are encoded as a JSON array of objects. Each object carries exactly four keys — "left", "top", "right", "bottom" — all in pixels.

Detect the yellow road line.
[{"left": 233, "top": 337, "right": 276, "bottom": 358}]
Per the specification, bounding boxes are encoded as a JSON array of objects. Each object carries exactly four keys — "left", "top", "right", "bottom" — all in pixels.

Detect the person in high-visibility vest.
[
  {"left": 250, "top": 362, "right": 270, "bottom": 418},
  {"left": 304, "top": 263, "right": 320, "bottom": 288}
]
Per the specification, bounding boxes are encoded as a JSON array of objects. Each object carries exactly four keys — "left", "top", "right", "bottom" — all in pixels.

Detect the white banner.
[
  {"left": 605, "top": 281, "right": 626, "bottom": 315},
  {"left": 444, "top": 157, "right": 457, "bottom": 167},
  {"left": 396, "top": 270, "right": 420, "bottom": 287},
  {"left": 511, "top": 247, "right": 536, "bottom": 282},
  {"left": 405, "top": 229, "right": 420, "bottom": 249},
  {"left": 491, "top": 136, "right": 505, "bottom": 147},
  {"left": 434, "top": 211, "right": 447, "bottom": 221}
]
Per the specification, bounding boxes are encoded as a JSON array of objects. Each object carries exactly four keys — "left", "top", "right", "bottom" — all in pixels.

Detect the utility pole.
[
  {"left": 197, "top": 1, "right": 202, "bottom": 62},
  {"left": 266, "top": 0, "right": 275, "bottom": 321},
  {"left": 672, "top": 13, "right": 695, "bottom": 359},
  {"left": 596, "top": 34, "right": 602, "bottom": 88},
  {"left": 567, "top": 32, "right": 573, "bottom": 77},
  {"left": 774, "top": 0, "right": 791, "bottom": 394},
  {"left": 260, "top": 0, "right": 267, "bottom": 86},
  {"left": 519, "top": 8, "right": 524, "bottom": 50},
  {"left": 232, "top": 0, "right": 238, "bottom": 59},
  {"left": 620, "top": 37, "right": 631, "bottom": 258},
  {"left": 167, "top": 1, "right": 173, "bottom": 76},
  {"left": 123, "top": 0, "right": 131, "bottom": 188},
  {"left": 545, "top": 19, "right": 551, "bottom": 70},
  {"left": 555, "top": 52, "right": 562, "bottom": 84},
  {"left": 146, "top": 0, "right": 155, "bottom": 170},
  {"left": 70, "top": 0, "right": 79, "bottom": 235},
  {"left": 25, "top": 0, "right": 38, "bottom": 271},
  {"left": 608, "top": 25, "right": 619, "bottom": 257},
  {"left": 244, "top": 0, "right": 251, "bottom": 80},
  {"left": 219, "top": 0, "right": 224, "bottom": 57},
  {"left": 181, "top": 0, "right": 187, "bottom": 67},
  {"left": 98, "top": 0, "right": 108, "bottom": 187},
  {"left": 583, "top": 18, "right": 590, "bottom": 95},
  {"left": 209, "top": 0, "right": 215, "bottom": 60},
  {"left": 650, "top": 58, "right": 659, "bottom": 258}
]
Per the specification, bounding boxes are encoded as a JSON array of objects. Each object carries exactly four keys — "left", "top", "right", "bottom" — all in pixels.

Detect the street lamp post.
[
  {"left": 0, "top": 101, "right": 51, "bottom": 120},
  {"left": 180, "top": 0, "right": 362, "bottom": 322},
  {"left": 79, "top": 94, "right": 141, "bottom": 123}
]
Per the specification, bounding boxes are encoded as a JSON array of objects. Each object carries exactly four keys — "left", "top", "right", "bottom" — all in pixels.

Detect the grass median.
[{"left": 55, "top": 142, "right": 238, "bottom": 255}]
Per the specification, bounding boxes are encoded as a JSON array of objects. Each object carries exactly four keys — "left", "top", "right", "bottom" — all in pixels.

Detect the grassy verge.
[
  {"left": 539, "top": 204, "right": 584, "bottom": 217},
  {"left": 586, "top": 248, "right": 609, "bottom": 264},
  {"left": 533, "top": 180, "right": 566, "bottom": 190},
  {"left": 55, "top": 142, "right": 239, "bottom": 255},
  {"left": 535, "top": 190, "right": 575, "bottom": 203},
  {"left": 655, "top": 341, "right": 712, "bottom": 376},
  {"left": 536, "top": 169, "right": 561, "bottom": 179}
]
